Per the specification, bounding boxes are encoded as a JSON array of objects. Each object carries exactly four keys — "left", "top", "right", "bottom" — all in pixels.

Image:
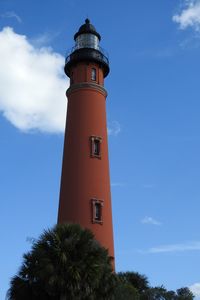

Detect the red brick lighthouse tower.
[{"left": 58, "top": 19, "right": 114, "bottom": 265}]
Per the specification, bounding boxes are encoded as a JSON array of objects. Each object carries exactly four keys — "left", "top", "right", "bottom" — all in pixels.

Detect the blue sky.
[{"left": 1, "top": 0, "right": 200, "bottom": 298}]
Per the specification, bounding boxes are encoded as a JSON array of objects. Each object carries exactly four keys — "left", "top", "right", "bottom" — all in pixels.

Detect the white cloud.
[
  {"left": 1, "top": 11, "right": 22, "bottom": 23},
  {"left": 141, "top": 216, "right": 161, "bottom": 226},
  {"left": 107, "top": 120, "right": 121, "bottom": 136},
  {"left": 190, "top": 283, "right": 200, "bottom": 297},
  {"left": 30, "top": 33, "right": 54, "bottom": 48},
  {"left": 173, "top": 0, "right": 200, "bottom": 32},
  {"left": 30, "top": 31, "right": 60, "bottom": 48},
  {"left": 147, "top": 241, "right": 200, "bottom": 253},
  {"left": 0, "top": 27, "right": 68, "bottom": 133}
]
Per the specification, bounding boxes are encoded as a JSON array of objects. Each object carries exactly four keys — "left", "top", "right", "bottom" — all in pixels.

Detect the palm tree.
[
  {"left": 117, "top": 271, "right": 149, "bottom": 294},
  {"left": 7, "top": 275, "right": 52, "bottom": 300},
  {"left": 7, "top": 223, "right": 116, "bottom": 300},
  {"left": 113, "top": 282, "right": 139, "bottom": 300},
  {"left": 176, "top": 288, "right": 194, "bottom": 300}
]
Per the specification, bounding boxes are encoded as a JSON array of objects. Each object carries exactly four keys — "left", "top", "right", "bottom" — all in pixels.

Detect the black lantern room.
[{"left": 65, "top": 19, "right": 109, "bottom": 78}]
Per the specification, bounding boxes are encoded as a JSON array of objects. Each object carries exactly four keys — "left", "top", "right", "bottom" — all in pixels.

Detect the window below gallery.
[
  {"left": 91, "top": 68, "right": 97, "bottom": 81},
  {"left": 90, "top": 136, "right": 102, "bottom": 158},
  {"left": 91, "top": 199, "right": 103, "bottom": 224}
]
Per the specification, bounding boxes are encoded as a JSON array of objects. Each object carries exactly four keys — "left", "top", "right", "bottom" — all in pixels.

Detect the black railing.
[{"left": 65, "top": 46, "right": 109, "bottom": 65}]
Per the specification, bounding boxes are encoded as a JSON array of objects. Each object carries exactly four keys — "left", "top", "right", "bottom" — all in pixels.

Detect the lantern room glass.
[{"left": 75, "top": 33, "right": 99, "bottom": 50}]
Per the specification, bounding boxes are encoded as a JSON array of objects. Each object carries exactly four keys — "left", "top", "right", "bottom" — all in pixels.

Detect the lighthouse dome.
[{"left": 74, "top": 19, "right": 101, "bottom": 41}]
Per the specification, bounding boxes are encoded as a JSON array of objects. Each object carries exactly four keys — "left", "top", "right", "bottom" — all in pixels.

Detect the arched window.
[{"left": 91, "top": 68, "right": 96, "bottom": 81}]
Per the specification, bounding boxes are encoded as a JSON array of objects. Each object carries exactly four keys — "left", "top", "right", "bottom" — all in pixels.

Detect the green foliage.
[
  {"left": 141, "top": 285, "right": 174, "bottom": 300},
  {"left": 116, "top": 273, "right": 194, "bottom": 300},
  {"left": 112, "top": 284, "right": 195, "bottom": 300},
  {"left": 176, "top": 288, "right": 194, "bottom": 300},
  {"left": 114, "top": 282, "right": 139, "bottom": 300},
  {"left": 138, "top": 285, "right": 194, "bottom": 300},
  {"left": 118, "top": 271, "right": 149, "bottom": 293},
  {"left": 8, "top": 223, "right": 116, "bottom": 300},
  {"left": 7, "top": 224, "right": 195, "bottom": 300}
]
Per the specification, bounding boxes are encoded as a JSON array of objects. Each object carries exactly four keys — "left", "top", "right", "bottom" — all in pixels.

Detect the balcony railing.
[{"left": 65, "top": 45, "right": 109, "bottom": 65}]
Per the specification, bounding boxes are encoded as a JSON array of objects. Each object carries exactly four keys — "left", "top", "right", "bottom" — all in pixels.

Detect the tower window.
[
  {"left": 95, "top": 203, "right": 101, "bottom": 220},
  {"left": 91, "top": 68, "right": 96, "bottom": 81},
  {"left": 90, "top": 136, "right": 102, "bottom": 158},
  {"left": 94, "top": 139, "right": 100, "bottom": 155},
  {"left": 91, "top": 199, "right": 103, "bottom": 224}
]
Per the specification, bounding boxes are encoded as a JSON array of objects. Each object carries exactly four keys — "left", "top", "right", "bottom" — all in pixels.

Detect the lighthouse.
[{"left": 58, "top": 19, "right": 115, "bottom": 265}]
